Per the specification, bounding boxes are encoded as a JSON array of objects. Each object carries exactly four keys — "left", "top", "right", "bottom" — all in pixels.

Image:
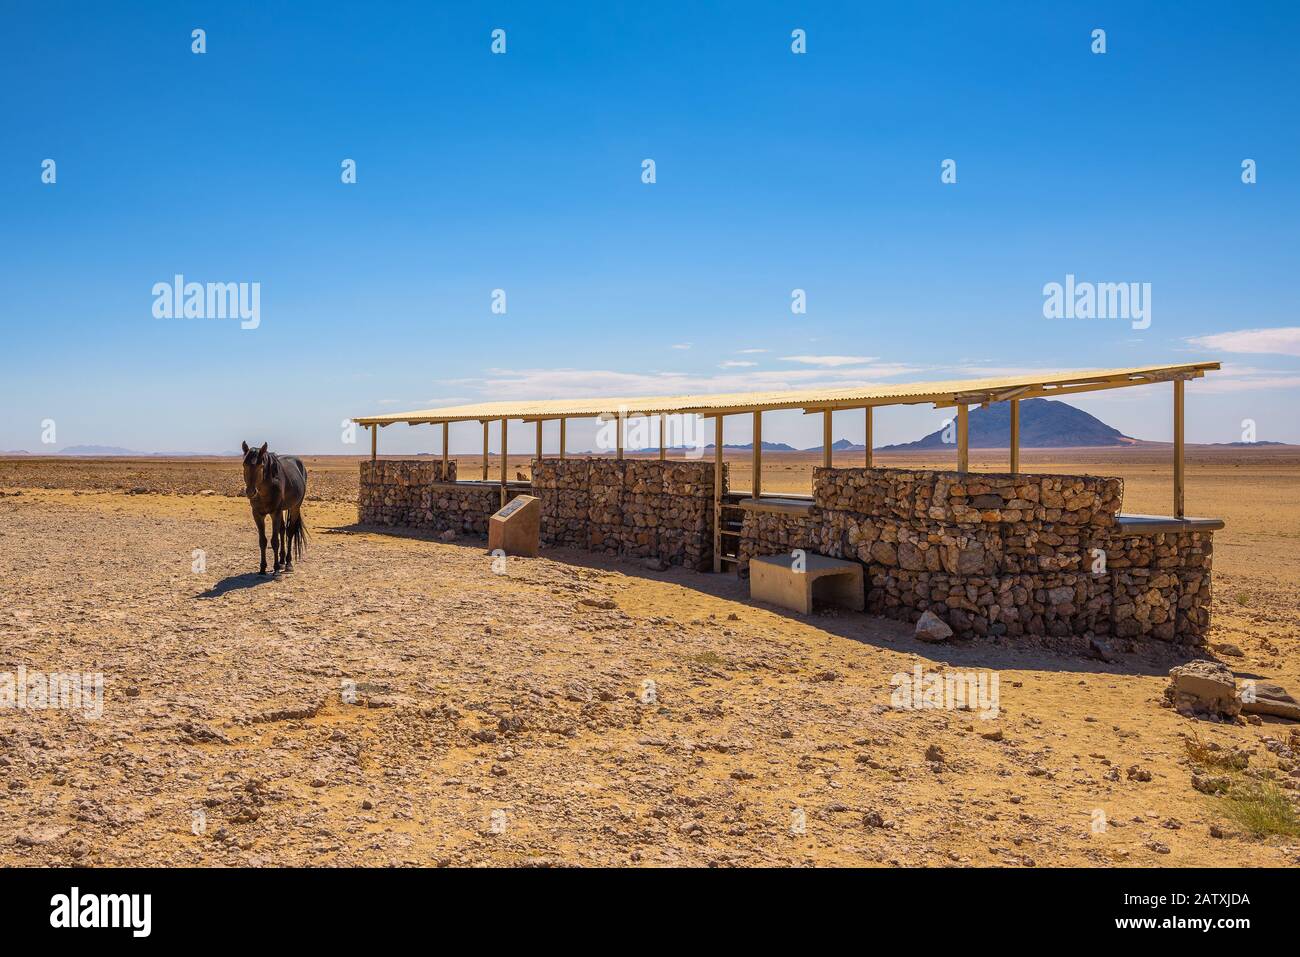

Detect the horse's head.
[{"left": 241, "top": 441, "right": 273, "bottom": 498}]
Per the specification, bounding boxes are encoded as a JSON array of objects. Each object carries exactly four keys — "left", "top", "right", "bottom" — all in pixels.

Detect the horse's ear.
[
  {"left": 241, "top": 441, "right": 249, "bottom": 454},
  {"left": 258, "top": 442, "right": 268, "bottom": 458}
]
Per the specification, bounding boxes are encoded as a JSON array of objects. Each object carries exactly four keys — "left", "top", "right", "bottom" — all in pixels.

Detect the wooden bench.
[{"left": 749, "top": 552, "right": 864, "bottom": 615}]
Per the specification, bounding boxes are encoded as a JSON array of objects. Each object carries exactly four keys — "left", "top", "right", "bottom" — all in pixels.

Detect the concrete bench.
[{"left": 749, "top": 552, "right": 864, "bottom": 616}]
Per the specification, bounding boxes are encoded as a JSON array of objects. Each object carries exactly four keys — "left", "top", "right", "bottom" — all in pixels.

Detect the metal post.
[
  {"left": 500, "top": 418, "right": 508, "bottom": 507},
  {"left": 957, "top": 405, "right": 969, "bottom": 473},
  {"left": 658, "top": 414, "right": 666, "bottom": 461},
  {"left": 1174, "top": 379, "right": 1185, "bottom": 518},
  {"left": 370, "top": 425, "right": 376, "bottom": 462},
  {"left": 752, "top": 411, "right": 762, "bottom": 498},
  {"left": 1009, "top": 399, "right": 1020, "bottom": 475},
  {"left": 713, "top": 415, "right": 723, "bottom": 573},
  {"left": 616, "top": 414, "right": 624, "bottom": 461},
  {"left": 559, "top": 418, "right": 566, "bottom": 461},
  {"left": 822, "top": 410, "right": 832, "bottom": 469},
  {"left": 865, "top": 407, "right": 873, "bottom": 468}
]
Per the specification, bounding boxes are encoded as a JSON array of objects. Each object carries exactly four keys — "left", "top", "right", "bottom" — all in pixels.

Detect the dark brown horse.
[{"left": 241, "top": 442, "right": 308, "bottom": 575}]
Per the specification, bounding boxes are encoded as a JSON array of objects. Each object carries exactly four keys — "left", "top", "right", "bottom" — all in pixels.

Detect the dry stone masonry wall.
[
  {"left": 361, "top": 459, "right": 724, "bottom": 570},
  {"left": 358, "top": 460, "right": 507, "bottom": 536},
  {"left": 532, "top": 459, "right": 724, "bottom": 570},
  {"left": 806, "top": 468, "right": 1211, "bottom": 645},
  {"left": 737, "top": 510, "right": 809, "bottom": 570},
  {"left": 359, "top": 459, "right": 1214, "bottom": 646}
]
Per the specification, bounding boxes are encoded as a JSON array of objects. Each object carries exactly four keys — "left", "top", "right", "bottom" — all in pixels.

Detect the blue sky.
[{"left": 2, "top": 1, "right": 1297, "bottom": 454}]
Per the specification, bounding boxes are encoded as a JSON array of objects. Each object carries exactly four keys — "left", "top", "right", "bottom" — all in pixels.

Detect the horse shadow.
[{"left": 195, "top": 572, "right": 276, "bottom": 598}]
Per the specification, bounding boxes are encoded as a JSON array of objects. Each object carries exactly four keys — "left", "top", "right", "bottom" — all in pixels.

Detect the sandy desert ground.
[{"left": 0, "top": 447, "right": 1297, "bottom": 867}]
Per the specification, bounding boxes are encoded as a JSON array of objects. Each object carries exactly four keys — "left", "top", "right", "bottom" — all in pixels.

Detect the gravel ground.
[{"left": 0, "top": 476, "right": 1297, "bottom": 867}]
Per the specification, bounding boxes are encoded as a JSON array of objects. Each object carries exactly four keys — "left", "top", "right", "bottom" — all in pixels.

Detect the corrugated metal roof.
[{"left": 353, "top": 362, "right": 1220, "bottom": 426}]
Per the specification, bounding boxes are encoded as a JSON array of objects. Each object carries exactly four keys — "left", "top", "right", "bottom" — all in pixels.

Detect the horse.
[{"left": 241, "top": 441, "right": 308, "bottom": 575}]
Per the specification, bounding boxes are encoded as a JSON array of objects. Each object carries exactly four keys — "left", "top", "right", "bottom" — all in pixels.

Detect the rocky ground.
[{"left": 0, "top": 451, "right": 1297, "bottom": 867}]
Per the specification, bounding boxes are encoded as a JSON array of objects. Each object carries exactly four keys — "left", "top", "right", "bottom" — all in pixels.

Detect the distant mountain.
[
  {"left": 1207, "top": 441, "right": 1286, "bottom": 447},
  {"left": 2, "top": 450, "right": 32, "bottom": 456},
  {"left": 880, "top": 399, "right": 1135, "bottom": 451},
  {"left": 702, "top": 441, "right": 800, "bottom": 452},
  {"left": 804, "top": 438, "right": 864, "bottom": 453},
  {"left": 57, "top": 445, "right": 141, "bottom": 456}
]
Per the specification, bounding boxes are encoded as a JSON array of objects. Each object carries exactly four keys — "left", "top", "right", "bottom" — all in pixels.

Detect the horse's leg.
[
  {"left": 284, "top": 506, "right": 298, "bottom": 570},
  {"left": 255, "top": 512, "right": 268, "bottom": 575},
  {"left": 272, "top": 511, "right": 284, "bottom": 572}
]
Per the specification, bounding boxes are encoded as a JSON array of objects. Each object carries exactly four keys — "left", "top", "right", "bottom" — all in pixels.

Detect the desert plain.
[{"left": 0, "top": 446, "right": 1296, "bottom": 866}]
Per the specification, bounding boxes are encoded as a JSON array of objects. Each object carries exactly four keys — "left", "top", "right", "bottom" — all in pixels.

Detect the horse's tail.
[{"left": 290, "top": 510, "right": 308, "bottom": 560}]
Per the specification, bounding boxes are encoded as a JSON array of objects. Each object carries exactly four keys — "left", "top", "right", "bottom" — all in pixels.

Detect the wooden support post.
[
  {"left": 1174, "top": 378, "right": 1185, "bottom": 518},
  {"left": 752, "top": 410, "right": 762, "bottom": 498},
  {"left": 865, "top": 407, "right": 873, "bottom": 468},
  {"left": 536, "top": 420, "right": 543, "bottom": 461},
  {"left": 441, "top": 422, "right": 449, "bottom": 475},
  {"left": 822, "top": 410, "right": 832, "bottom": 469},
  {"left": 559, "top": 418, "right": 566, "bottom": 461},
  {"left": 500, "top": 418, "right": 508, "bottom": 507},
  {"left": 481, "top": 421, "right": 489, "bottom": 481},
  {"left": 713, "top": 415, "right": 723, "bottom": 574},
  {"left": 658, "top": 414, "right": 666, "bottom": 461},
  {"left": 616, "top": 414, "right": 624, "bottom": 461},
  {"left": 1009, "top": 399, "right": 1020, "bottom": 475},
  {"left": 370, "top": 425, "right": 376, "bottom": 462},
  {"left": 956, "top": 404, "right": 969, "bottom": 473}
]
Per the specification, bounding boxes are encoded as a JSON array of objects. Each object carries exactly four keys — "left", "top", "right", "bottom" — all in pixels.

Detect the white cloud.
[
  {"left": 670, "top": 343, "right": 692, "bottom": 350},
  {"left": 737, "top": 348, "right": 769, "bottom": 354},
  {"left": 719, "top": 360, "right": 757, "bottom": 368},
  {"left": 457, "top": 362, "right": 925, "bottom": 400},
  {"left": 780, "top": 355, "right": 879, "bottom": 367},
  {"left": 937, "top": 364, "right": 1079, "bottom": 379},
  {"left": 1187, "top": 326, "right": 1300, "bottom": 357}
]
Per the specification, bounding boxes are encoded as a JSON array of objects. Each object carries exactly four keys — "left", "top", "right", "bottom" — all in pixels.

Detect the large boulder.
[
  {"left": 1240, "top": 681, "right": 1300, "bottom": 722},
  {"left": 915, "top": 610, "right": 953, "bottom": 643},
  {"left": 1164, "top": 660, "right": 1240, "bottom": 719}
]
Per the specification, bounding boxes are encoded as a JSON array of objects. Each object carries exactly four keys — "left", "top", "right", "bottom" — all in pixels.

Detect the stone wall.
[
  {"left": 737, "top": 509, "right": 810, "bottom": 571},
  {"left": 359, "top": 459, "right": 1214, "bottom": 646},
  {"left": 1093, "top": 528, "right": 1213, "bottom": 642},
  {"left": 531, "top": 459, "right": 724, "bottom": 570},
  {"left": 358, "top": 460, "right": 513, "bottom": 536},
  {"left": 803, "top": 467, "right": 1211, "bottom": 645}
]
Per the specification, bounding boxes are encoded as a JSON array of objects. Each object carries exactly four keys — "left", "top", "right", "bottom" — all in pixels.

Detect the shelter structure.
[{"left": 353, "top": 362, "right": 1223, "bottom": 646}]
